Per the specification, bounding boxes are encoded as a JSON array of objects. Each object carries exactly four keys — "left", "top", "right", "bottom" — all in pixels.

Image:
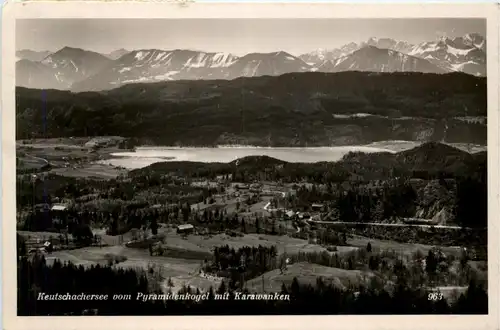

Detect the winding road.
[{"left": 306, "top": 218, "right": 473, "bottom": 230}]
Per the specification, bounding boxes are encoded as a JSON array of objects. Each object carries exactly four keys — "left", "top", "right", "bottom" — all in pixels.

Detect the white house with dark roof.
[{"left": 177, "top": 224, "right": 194, "bottom": 234}]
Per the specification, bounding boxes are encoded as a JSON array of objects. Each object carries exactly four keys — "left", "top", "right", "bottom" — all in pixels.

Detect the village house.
[
  {"left": 235, "top": 183, "right": 250, "bottom": 190},
  {"left": 311, "top": 203, "right": 325, "bottom": 212},
  {"left": 43, "top": 241, "right": 53, "bottom": 253},
  {"left": 297, "top": 212, "right": 311, "bottom": 220},
  {"left": 51, "top": 203, "right": 68, "bottom": 212},
  {"left": 177, "top": 224, "right": 194, "bottom": 235},
  {"left": 51, "top": 203, "right": 69, "bottom": 225}
]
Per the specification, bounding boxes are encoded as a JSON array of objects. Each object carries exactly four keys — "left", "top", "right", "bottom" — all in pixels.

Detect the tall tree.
[{"left": 150, "top": 218, "right": 158, "bottom": 236}]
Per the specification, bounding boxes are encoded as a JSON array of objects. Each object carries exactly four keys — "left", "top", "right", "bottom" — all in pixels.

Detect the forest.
[{"left": 16, "top": 72, "right": 486, "bottom": 146}]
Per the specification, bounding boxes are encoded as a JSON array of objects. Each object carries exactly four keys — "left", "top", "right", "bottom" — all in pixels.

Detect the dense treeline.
[
  {"left": 335, "top": 225, "right": 487, "bottom": 253},
  {"left": 17, "top": 256, "right": 488, "bottom": 315},
  {"left": 203, "top": 245, "right": 280, "bottom": 289},
  {"left": 330, "top": 176, "right": 485, "bottom": 228},
  {"left": 17, "top": 172, "right": 220, "bottom": 210},
  {"left": 16, "top": 72, "right": 486, "bottom": 146}
]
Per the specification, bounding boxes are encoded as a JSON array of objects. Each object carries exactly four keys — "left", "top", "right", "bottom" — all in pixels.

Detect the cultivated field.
[
  {"left": 347, "top": 235, "right": 464, "bottom": 257},
  {"left": 160, "top": 230, "right": 334, "bottom": 256},
  {"left": 44, "top": 245, "right": 221, "bottom": 293},
  {"left": 16, "top": 137, "right": 128, "bottom": 179},
  {"left": 50, "top": 163, "right": 125, "bottom": 179},
  {"left": 245, "top": 262, "right": 379, "bottom": 292}
]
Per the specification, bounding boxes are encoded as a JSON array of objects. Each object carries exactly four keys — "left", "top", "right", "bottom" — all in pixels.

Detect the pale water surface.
[{"left": 99, "top": 141, "right": 485, "bottom": 170}]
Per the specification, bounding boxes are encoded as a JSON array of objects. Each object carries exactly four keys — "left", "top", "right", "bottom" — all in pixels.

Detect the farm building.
[
  {"left": 177, "top": 224, "right": 194, "bottom": 234},
  {"left": 311, "top": 203, "right": 325, "bottom": 211},
  {"left": 297, "top": 212, "right": 311, "bottom": 220},
  {"left": 43, "top": 241, "right": 53, "bottom": 253},
  {"left": 51, "top": 203, "right": 68, "bottom": 212},
  {"left": 249, "top": 183, "right": 262, "bottom": 192},
  {"left": 51, "top": 203, "right": 69, "bottom": 227}
]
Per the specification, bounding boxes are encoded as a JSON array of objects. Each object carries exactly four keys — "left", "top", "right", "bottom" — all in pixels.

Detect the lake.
[
  {"left": 98, "top": 141, "right": 486, "bottom": 170},
  {"left": 98, "top": 141, "right": 415, "bottom": 170}
]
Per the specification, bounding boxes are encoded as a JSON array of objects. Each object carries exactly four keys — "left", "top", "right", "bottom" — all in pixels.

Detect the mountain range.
[
  {"left": 15, "top": 33, "right": 486, "bottom": 92},
  {"left": 300, "top": 34, "right": 486, "bottom": 76}
]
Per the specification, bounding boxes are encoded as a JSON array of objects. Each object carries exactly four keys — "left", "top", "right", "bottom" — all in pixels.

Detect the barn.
[
  {"left": 311, "top": 203, "right": 325, "bottom": 212},
  {"left": 51, "top": 203, "right": 69, "bottom": 227},
  {"left": 176, "top": 224, "right": 194, "bottom": 234}
]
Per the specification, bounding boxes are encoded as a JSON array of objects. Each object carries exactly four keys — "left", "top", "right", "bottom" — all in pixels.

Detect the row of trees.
[
  {"left": 338, "top": 224, "right": 487, "bottom": 252},
  {"left": 203, "top": 245, "right": 279, "bottom": 289},
  {"left": 16, "top": 172, "right": 218, "bottom": 211},
  {"left": 283, "top": 246, "right": 482, "bottom": 288}
]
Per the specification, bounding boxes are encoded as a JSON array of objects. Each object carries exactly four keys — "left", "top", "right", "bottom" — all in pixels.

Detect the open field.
[
  {"left": 44, "top": 245, "right": 221, "bottom": 293},
  {"left": 245, "top": 262, "right": 379, "bottom": 292},
  {"left": 17, "top": 137, "right": 94, "bottom": 146},
  {"left": 19, "top": 228, "right": 468, "bottom": 260},
  {"left": 17, "top": 154, "right": 49, "bottom": 171},
  {"left": 16, "top": 137, "right": 128, "bottom": 179},
  {"left": 156, "top": 228, "right": 468, "bottom": 259},
  {"left": 347, "top": 235, "right": 464, "bottom": 257},
  {"left": 159, "top": 230, "right": 334, "bottom": 256},
  {"left": 50, "top": 163, "right": 126, "bottom": 179},
  {"left": 433, "top": 286, "right": 469, "bottom": 303}
]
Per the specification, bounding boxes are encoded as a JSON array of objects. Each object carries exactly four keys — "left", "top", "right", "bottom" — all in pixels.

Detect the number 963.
[{"left": 428, "top": 292, "right": 443, "bottom": 301}]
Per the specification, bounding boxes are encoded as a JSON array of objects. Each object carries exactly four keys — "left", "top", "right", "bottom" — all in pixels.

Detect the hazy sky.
[{"left": 17, "top": 19, "right": 486, "bottom": 55}]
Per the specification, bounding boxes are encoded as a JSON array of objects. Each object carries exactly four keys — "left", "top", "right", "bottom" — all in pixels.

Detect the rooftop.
[
  {"left": 177, "top": 224, "right": 194, "bottom": 230},
  {"left": 51, "top": 204, "right": 68, "bottom": 211}
]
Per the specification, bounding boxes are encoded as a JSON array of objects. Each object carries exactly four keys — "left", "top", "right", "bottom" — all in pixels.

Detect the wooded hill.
[
  {"left": 132, "top": 142, "right": 486, "bottom": 182},
  {"left": 16, "top": 71, "right": 486, "bottom": 146}
]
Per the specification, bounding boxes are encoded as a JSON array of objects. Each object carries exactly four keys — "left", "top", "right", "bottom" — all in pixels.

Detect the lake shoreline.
[{"left": 97, "top": 140, "right": 487, "bottom": 170}]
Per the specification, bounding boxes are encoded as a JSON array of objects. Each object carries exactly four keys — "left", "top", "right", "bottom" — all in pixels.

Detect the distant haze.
[{"left": 16, "top": 18, "right": 485, "bottom": 55}]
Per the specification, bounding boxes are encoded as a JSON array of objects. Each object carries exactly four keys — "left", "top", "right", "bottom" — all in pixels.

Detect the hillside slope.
[
  {"left": 16, "top": 72, "right": 486, "bottom": 146},
  {"left": 245, "top": 262, "right": 379, "bottom": 292}
]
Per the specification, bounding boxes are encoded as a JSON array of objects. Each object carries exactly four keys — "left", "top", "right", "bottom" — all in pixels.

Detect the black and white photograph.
[{"left": 2, "top": 2, "right": 499, "bottom": 329}]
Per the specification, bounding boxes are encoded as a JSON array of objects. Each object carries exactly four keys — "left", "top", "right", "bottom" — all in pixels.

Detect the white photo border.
[{"left": 2, "top": 2, "right": 499, "bottom": 330}]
